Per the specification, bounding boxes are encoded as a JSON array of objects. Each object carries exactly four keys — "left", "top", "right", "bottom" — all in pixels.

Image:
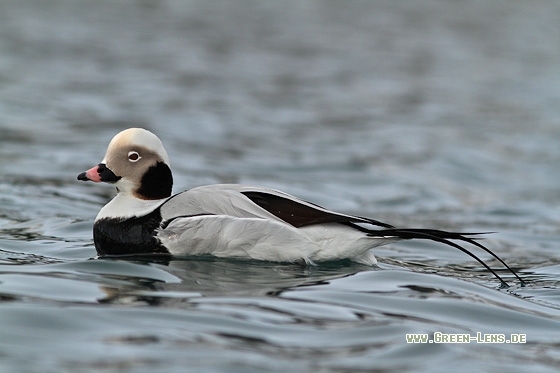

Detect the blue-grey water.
[{"left": 1, "top": 1, "right": 560, "bottom": 372}]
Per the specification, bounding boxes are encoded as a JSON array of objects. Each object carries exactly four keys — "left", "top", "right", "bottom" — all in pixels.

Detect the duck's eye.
[{"left": 128, "top": 151, "right": 141, "bottom": 162}]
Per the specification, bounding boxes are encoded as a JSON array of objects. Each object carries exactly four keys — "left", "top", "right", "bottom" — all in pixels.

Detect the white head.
[{"left": 78, "top": 128, "right": 173, "bottom": 200}]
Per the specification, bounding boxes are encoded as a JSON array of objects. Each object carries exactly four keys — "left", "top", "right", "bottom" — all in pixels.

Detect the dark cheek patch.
[{"left": 135, "top": 162, "right": 173, "bottom": 200}]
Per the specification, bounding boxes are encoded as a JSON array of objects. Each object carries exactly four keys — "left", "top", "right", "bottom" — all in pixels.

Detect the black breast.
[{"left": 93, "top": 208, "right": 169, "bottom": 256}]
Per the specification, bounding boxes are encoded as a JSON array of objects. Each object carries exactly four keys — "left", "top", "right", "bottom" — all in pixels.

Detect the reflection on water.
[
  {"left": 1, "top": 0, "right": 560, "bottom": 372},
  {"left": 95, "top": 258, "right": 371, "bottom": 308},
  {"left": 2, "top": 257, "right": 560, "bottom": 372}
]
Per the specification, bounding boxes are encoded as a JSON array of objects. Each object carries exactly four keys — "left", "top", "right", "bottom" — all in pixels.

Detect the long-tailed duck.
[{"left": 78, "top": 128, "right": 522, "bottom": 286}]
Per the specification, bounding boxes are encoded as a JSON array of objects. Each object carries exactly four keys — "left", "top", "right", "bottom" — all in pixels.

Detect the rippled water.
[{"left": 2, "top": 1, "right": 560, "bottom": 372}]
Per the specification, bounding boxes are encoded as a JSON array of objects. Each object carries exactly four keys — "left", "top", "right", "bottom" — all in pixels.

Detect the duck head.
[{"left": 78, "top": 128, "right": 173, "bottom": 200}]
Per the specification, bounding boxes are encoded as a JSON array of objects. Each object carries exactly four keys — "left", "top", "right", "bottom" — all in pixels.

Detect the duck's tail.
[{"left": 361, "top": 227, "right": 524, "bottom": 287}]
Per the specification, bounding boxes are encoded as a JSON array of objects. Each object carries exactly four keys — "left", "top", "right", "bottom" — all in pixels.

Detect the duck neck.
[{"left": 95, "top": 193, "right": 168, "bottom": 221}]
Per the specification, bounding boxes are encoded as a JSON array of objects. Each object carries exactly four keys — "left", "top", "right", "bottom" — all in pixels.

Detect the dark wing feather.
[{"left": 241, "top": 191, "right": 393, "bottom": 229}]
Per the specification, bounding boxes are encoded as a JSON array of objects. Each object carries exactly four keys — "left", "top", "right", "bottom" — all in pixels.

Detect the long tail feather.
[{"left": 367, "top": 228, "right": 524, "bottom": 287}]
